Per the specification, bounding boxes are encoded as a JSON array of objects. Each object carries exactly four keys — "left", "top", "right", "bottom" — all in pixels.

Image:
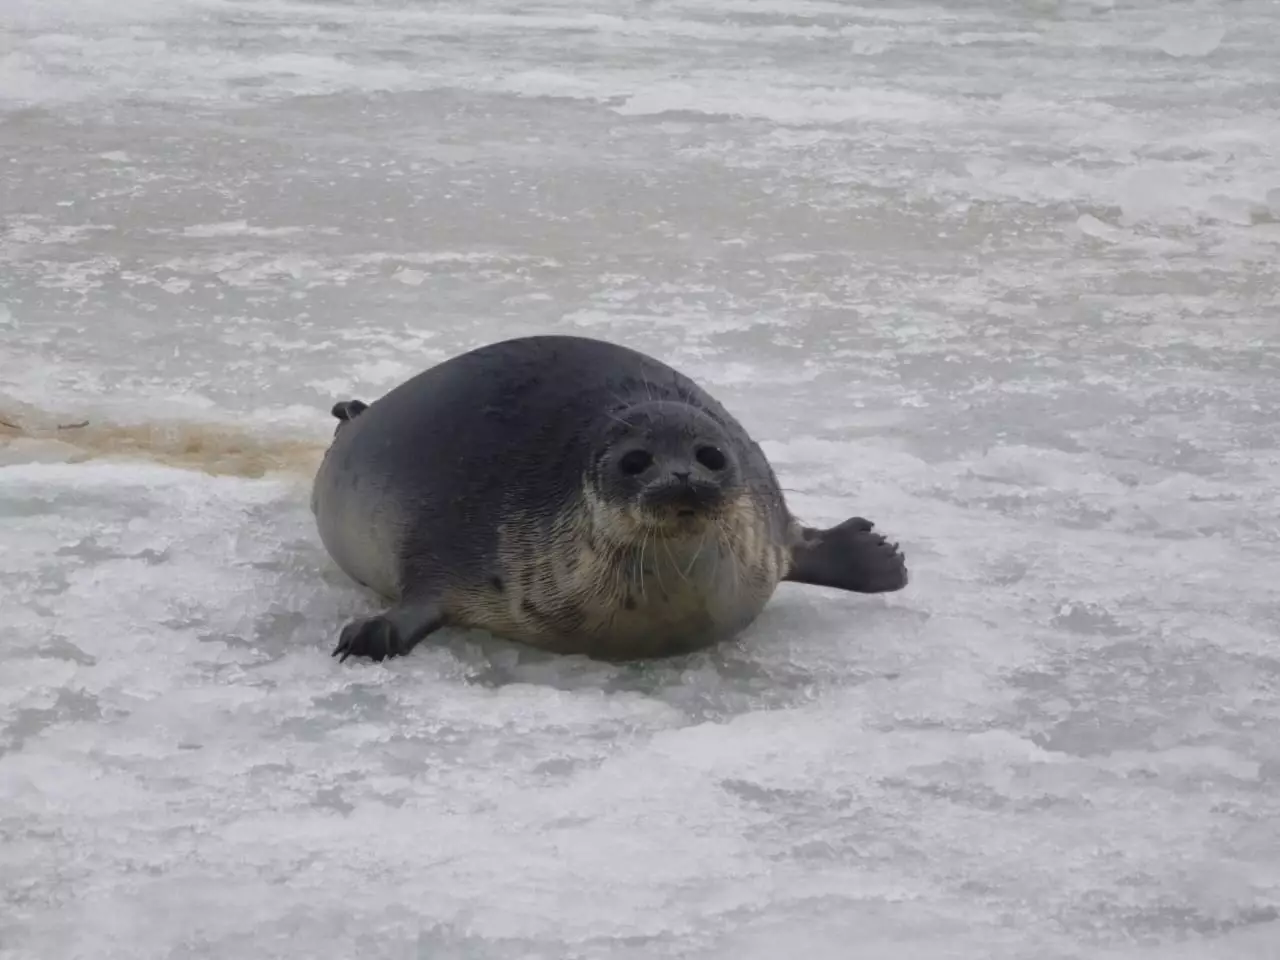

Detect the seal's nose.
[{"left": 671, "top": 470, "right": 691, "bottom": 484}]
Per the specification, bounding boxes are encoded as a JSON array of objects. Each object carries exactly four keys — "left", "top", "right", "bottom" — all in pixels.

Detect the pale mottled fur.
[{"left": 448, "top": 485, "right": 794, "bottom": 659}]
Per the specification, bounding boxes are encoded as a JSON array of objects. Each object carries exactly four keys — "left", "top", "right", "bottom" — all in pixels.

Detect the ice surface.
[{"left": 3, "top": 0, "right": 1279, "bottom": 957}]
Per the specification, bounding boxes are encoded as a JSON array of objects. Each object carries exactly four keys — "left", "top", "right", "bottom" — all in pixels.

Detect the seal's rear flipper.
[
  {"left": 784, "top": 517, "right": 908, "bottom": 594},
  {"left": 331, "top": 598, "right": 445, "bottom": 663},
  {"left": 331, "top": 400, "right": 369, "bottom": 422}
]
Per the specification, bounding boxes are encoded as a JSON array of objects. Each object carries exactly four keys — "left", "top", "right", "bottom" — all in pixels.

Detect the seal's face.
[{"left": 589, "top": 401, "right": 742, "bottom": 537}]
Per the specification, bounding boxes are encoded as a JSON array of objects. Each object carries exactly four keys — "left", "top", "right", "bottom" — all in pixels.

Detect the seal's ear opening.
[{"left": 331, "top": 400, "right": 369, "bottom": 422}]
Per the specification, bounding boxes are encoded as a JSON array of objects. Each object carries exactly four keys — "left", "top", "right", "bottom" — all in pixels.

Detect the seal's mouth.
[{"left": 641, "top": 478, "right": 725, "bottom": 523}]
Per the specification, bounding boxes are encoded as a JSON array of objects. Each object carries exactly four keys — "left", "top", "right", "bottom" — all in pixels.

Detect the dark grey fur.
[{"left": 311, "top": 335, "right": 907, "bottom": 662}]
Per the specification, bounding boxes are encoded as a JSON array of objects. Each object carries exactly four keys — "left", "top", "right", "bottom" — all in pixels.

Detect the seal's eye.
[
  {"left": 695, "top": 445, "right": 727, "bottom": 471},
  {"left": 618, "top": 449, "right": 654, "bottom": 476}
]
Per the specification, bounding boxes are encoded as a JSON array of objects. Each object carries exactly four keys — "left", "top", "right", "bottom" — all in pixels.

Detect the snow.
[{"left": 2, "top": 0, "right": 1279, "bottom": 957}]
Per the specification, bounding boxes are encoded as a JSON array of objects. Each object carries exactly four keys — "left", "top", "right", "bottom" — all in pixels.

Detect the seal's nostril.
[
  {"left": 671, "top": 470, "right": 691, "bottom": 483},
  {"left": 695, "top": 445, "right": 727, "bottom": 471},
  {"left": 618, "top": 449, "right": 654, "bottom": 476}
]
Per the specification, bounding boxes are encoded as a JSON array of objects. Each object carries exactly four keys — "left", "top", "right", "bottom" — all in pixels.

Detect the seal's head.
[{"left": 587, "top": 400, "right": 743, "bottom": 539}]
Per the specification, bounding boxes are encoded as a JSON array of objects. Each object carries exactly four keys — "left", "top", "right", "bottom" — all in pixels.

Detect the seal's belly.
[{"left": 451, "top": 532, "right": 786, "bottom": 659}]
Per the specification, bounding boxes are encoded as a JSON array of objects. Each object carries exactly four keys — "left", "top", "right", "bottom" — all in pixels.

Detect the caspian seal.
[{"left": 311, "top": 335, "right": 908, "bottom": 662}]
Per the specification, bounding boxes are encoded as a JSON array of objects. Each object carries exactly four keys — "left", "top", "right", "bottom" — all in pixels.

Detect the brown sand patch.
[{"left": 0, "top": 400, "right": 327, "bottom": 479}]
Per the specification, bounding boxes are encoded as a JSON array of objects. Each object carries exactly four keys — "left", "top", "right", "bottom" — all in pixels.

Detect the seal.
[{"left": 311, "top": 335, "right": 908, "bottom": 662}]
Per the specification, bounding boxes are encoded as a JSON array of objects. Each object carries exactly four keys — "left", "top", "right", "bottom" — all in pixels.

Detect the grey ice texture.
[{"left": 2, "top": 0, "right": 1279, "bottom": 958}]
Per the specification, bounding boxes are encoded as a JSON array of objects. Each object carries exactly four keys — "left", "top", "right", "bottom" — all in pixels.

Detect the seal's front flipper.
[
  {"left": 784, "top": 517, "right": 908, "bottom": 594},
  {"left": 331, "top": 399, "right": 369, "bottom": 422},
  {"left": 332, "top": 599, "right": 445, "bottom": 663}
]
